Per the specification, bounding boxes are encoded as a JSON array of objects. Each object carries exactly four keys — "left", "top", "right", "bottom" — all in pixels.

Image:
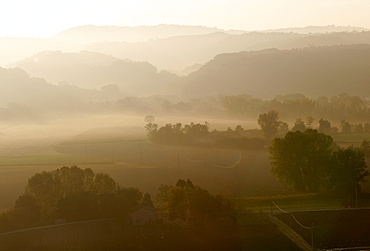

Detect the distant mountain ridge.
[
  {"left": 261, "top": 25, "right": 369, "bottom": 34},
  {"left": 182, "top": 45, "right": 370, "bottom": 99},
  {"left": 2, "top": 24, "right": 370, "bottom": 72},
  {"left": 12, "top": 51, "right": 182, "bottom": 96},
  {"left": 52, "top": 24, "right": 225, "bottom": 43},
  {"left": 52, "top": 24, "right": 368, "bottom": 44},
  {"left": 85, "top": 31, "right": 370, "bottom": 72}
]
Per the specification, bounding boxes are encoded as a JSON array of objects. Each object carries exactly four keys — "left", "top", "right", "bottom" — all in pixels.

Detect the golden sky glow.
[{"left": 1, "top": 0, "right": 369, "bottom": 37}]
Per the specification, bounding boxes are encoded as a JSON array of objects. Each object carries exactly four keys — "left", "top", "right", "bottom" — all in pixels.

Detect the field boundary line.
[{"left": 0, "top": 218, "right": 114, "bottom": 236}]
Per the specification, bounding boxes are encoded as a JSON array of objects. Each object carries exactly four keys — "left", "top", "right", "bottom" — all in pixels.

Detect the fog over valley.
[{"left": 1, "top": 1, "right": 370, "bottom": 249}]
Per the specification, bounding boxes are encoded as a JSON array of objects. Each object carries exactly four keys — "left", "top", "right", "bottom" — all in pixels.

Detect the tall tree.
[
  {"left": 292, "top": 118, "right": 307, "bottom": 132},
  {"left": 269, "top": 129, "right": 333, "bottom": 192},
  {"left": 330, "top": 148, "right": 369, "bottom": 197},
  {"left": 158, "top": 180, "right": 233, "bottom": 224},
  {"left": 318, "top": 119, "right": 332, "bottom": 134},
  {"left": 258, "top": 110, "right": 281, "bottom": 140},
  {"left": 141, "top": 193, "right": 154, "bottom": 207}
]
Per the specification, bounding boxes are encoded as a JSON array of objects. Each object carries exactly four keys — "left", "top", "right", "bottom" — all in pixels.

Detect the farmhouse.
[{"left": 131, "top": 206, "right": 156, "bottom": 225}]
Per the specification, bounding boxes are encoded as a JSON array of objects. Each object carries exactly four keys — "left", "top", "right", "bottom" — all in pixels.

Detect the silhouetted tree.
[
  {"left": 318, "top": 119, "right": 332, "bottom": 134},
  {"left": 292, "top": 118, "right": 306, "bottom": 132},
  {"left": 340, "top": 120, "right": 352, "bottom": 134},
  {"left": 306, "top": 116, "right": 314, "bottom": 129},
  {"left": 330, "top": 148, "right": 369, "bottom": 198},
  {"left": 353, "top": 124, "right": 364, "bottom": 133},
  {"left": 141, "top": 193, "right": 154, "bottom": 207},
  {"left": 158, "top": 180, "right": 233, "bottom": 224},
  {"left": 269, "top": 129, "right": 333, "bottom": 192},
  {"left": 176, "top": 179, "right": 187, "bottom": 188},
  {"left": 25, "top": 171, "right": 62, "bottom": 221},
  {"left": 13, "top": 195, "right": 41, "bottom": 226},
  {"left": 144, "top": 115, "right": 155, "bottom": 123},
  {"left": 258, "top": 110, "right": 281, "bottom": 140},
  {"left": 360, "top": 140, "right": 370, "bottom": 157},
  {"left": 17, "top": 166, "right": 141, "bottom": 224},
  {"left": 91, "top": 173, "right": 117, "bottom": 195},
  {"left": 364, "top": 123, "right": 370, "bottom": 133}
]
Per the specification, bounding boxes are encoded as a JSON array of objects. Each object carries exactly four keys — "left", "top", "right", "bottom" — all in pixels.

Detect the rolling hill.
[
  {"left": 182, "top": 45, "right": 370, "bottom": 99},
  {"left": 52, "top": 24, "right": 225, "bottom": 43},
  {"left": 11, "top": 51, "right": 182, "bottom": 96},
  {"left": 85, "top": 30, "right": 370, "bottom": 72}
]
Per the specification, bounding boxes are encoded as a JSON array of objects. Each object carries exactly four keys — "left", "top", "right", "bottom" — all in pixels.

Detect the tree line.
[
  {"left": 145, "top": 120, "right": 266, "bottom": 150},
  {"left": 258, "top": 109, "right": 370, "bottom": 137},
  {"left": 0, "top": 166, "right": 233, "bottom": 233},
  {"left": 0, "top": 166, "right": 143, "bottom": 232},
  {"left": 222, "top": 93, "right": 370, "bottom": 121}
]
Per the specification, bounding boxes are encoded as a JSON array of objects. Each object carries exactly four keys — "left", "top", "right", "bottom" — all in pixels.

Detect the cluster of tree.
[
  {"left": 269, "top": 129, "right": 369, "bottom": 201},
  {"left": 361, "top": 140, "right": 370, "bottom": 157},
  {"left": 146, "top": 121, "right": 209, "bottom": 145},
  {"left": 145, "top": 121, "right": 266, "bottom": 150},
  {"left": 294, "top": 118, "right": 370, "bottom": 135},
  {"left": 222, "top": 93, "right": 370, "bottom": 121},
  {"left": 257, "top": 109, "right": 370, "bottom": 142},
  {"left": 340, "top": 120, "right": 370, "bottom": 134},
  {"left": 0, "top": 166, "right": 144, "bottom": 232},
  {"left": 157, "top": 179, "right": 234, "bottom": 225}
]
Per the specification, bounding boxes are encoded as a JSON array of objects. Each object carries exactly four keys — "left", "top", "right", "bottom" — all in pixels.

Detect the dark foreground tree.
[
  {"left": 330, "top": 148, "right": 369, "bottom": 197},
  {"left": 158, "top": 179, "right": 234, "bottom": 225},
  {"left": 269, "top": 129, "right": 333, "bottom": 192},
  {"left": 6, "top": 166, "right": 142, "bottom": 228},
  {"left": 141, "top": 193, "right": 154, "bottom": 207}
]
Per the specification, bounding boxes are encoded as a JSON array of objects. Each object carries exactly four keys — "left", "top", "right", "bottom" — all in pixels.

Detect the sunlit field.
[
  {"left": 0, "top": 114, "right": 261, "bottom": 210},
  {"left": 1, "top": 113, "right": 369, "bottom": 214},
  {"left": 332, "top": 133, "right": 370, "bottom": 145},
  {"left": 0, "top": 2, "right": 369, "bottom": 249}
]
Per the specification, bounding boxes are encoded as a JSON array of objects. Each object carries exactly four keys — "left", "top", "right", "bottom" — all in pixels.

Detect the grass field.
[
  {"left": 0, "top": 115, "right": 369, "bottom": 214},
  {"left": 0, "top": 154, "right": 112, "bottom": 166},
  {"left": 332, "top": 133, "right": 370, "bottom": 145}
]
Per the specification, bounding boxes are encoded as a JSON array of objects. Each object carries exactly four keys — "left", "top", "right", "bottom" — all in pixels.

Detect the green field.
[
  {"left": 0, "top": 154, "right": 112, "bottom": 166},
  {"left": 1, "top": 117, "right": 369, "bottom": 215},
  {"left": 332, "top": 133, "right": 370, "bottom": 145}
]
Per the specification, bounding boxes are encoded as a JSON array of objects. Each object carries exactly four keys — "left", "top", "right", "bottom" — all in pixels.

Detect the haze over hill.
[
  {"left": 3, "top": 24, "right": 370, "bottom": 72},
  {"left": 52, "top": 24, "right": 227, "bottom": 43},
  {"left": 11, "top": 51, "right": 181, "bottom": 96},
  {"left": 1, "top": 2, "right": 370, "bottom": 249},
  {"left": 85, "top": 30, "right": 370, "bottom": 72},
  {"left": 261, "top": 25, "right": 369, "bottom": 34},
  {"left": 182, "top": 45, "right": 370, "bottom": 99},
  {"left": 2, "top": 24, "right": 370, "bottom": 124},
  {"left": 0, "top": 67, "right": 127, "bottom": 122},
  {"left": 0, "top": 37, "right": 83, "bottom": 67}
]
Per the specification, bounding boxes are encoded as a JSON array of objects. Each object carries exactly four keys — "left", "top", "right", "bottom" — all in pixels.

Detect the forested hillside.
[
  {"left": 0, "top": 67, "right": 122, "bottom": 122},
  {"left": 12, "top": 51, "right": 182, "bottom": 96},
  {"left": 85, "top": 31, "right": 370, "bottom": 71},
  {"left": 183, "top": 45, "right": 370, "bottom": 99}
]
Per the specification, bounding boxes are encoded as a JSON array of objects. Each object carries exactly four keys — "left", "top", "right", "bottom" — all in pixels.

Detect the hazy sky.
[{"left": 1, "top": 0, "right": 369, "bottom": 37}]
